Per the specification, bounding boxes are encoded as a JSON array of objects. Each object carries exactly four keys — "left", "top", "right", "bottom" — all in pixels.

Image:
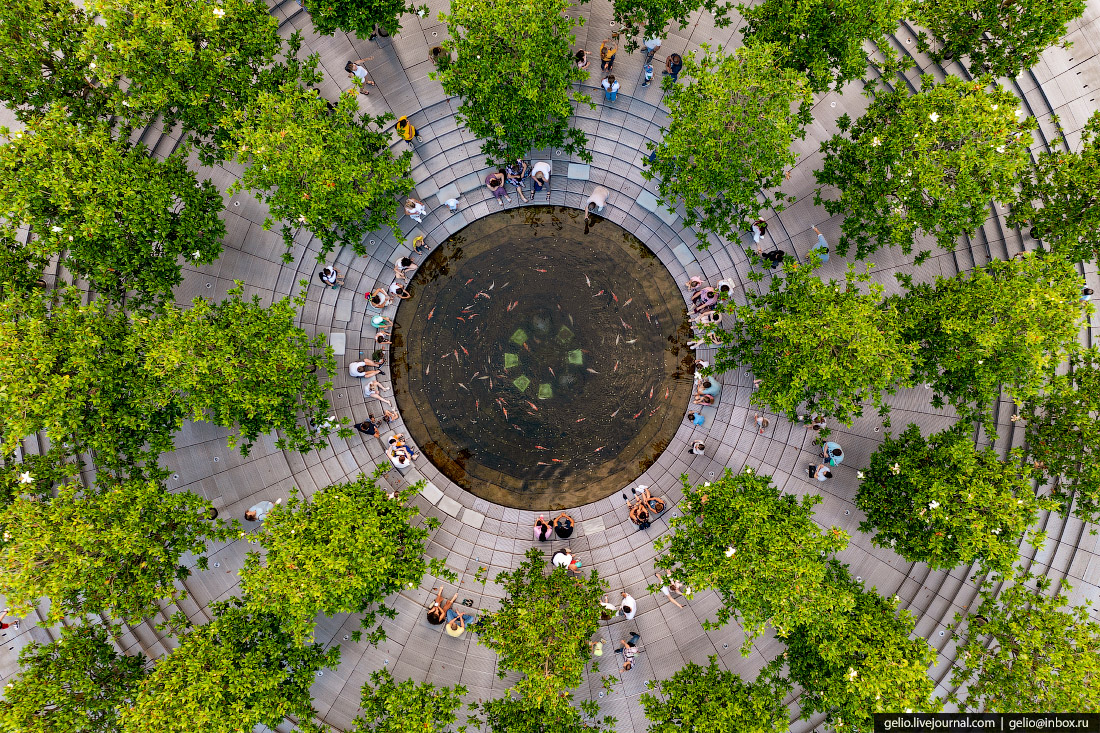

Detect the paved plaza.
[{"left": 3, "top": 0, "right": 1100, "bottom": 730}]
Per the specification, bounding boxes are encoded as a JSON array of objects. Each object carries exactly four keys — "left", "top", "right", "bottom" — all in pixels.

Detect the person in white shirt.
[
  {"left": 584, "top": 185, "right": 610, "bottom": 223},
  {"left": 318, "top": 266, "right": 344, "bottom": 288},
  {"left": 349, "top": 361, "right": 382, "bottom": 378},
  {"left": 601, "top": 75, "right": 620, "bottom": 102},
  {"left": 345, "top": 58, "right": 376, "bottom": 95},
  {"left": 531, "top": 161, "right": 552, "bottom": 200},
  {"left": 618, "top": 591, "right": 637, "bottom": 620}
]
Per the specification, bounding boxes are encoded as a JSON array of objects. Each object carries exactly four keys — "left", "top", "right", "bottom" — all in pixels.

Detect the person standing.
[
  {"left": 641, "top": 63, "right": 654, "bottom": 87},
  {"left": 663, "top": 53, "right": 683, "bottom": 83},
  {"left": 691, "top": 440, "right": 706, "bottom": 455},
  {"left": 396, "top": 116, "right": 423, "bottom": 145},
  {"left": 754, "top": 413, "right": 769, "bottom": 434},
  {"left": 601, "top": 75, "right": 620, "bottom": 101},
  {"left": 618, "top": 591, "right": 637, "bottom": 620},
  {"left": 531, "top": 161, "right": 551, "bottom": 200},
  {"left": 318, "top": 266, "right": 344, "bottom": 288},
  {"left": 345, "top": 58, "right": 376, "bottom": 95},
  {"left": 751, "top": 219, "right": 768, "bottom": 243},
  {"left": 643, "top": 37, "right": 662, "bottom": 63},
  {"left": 599, "top": 38, "right": 617, "bottom": 71},
  {"left": 810, "top": 226, "right": 830, "bottom": 262},
  {"left": 823, "top": 441, "right": 844, "bottom": 466},
  {"left": 404, "top": 197, "right": 427, "bottom": 223}
]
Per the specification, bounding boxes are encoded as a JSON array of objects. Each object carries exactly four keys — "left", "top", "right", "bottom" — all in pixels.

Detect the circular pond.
[{"left": 392, "top": 206, "right": 694, "bottom": 509}]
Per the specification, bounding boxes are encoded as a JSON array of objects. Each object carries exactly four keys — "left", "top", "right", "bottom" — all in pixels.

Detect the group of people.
[
  {"left": 576, "top": 38, "right": 682, "bottom": 104},
  {"left": 426, "top": 587, "right": 477, "bottom": 637},
  {"left": 808, "top": 439, "right": 844, "bottom": 482},
  {"left": 387, "top": 432, "right": 419, "bottom": 467},
  {"left": 627, "top": 486, "right": 665, "bottom": 530},
  {"left": 534, "top": 511, "right": 576, "bottom": 540},
  {"left": 486, "top": 160, "right": 553, "bottom": 205}
]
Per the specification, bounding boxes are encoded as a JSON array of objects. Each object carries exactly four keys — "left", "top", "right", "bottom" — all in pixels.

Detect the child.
[{"left": 641, "top": 63, "right": 654, "bottom": 87}]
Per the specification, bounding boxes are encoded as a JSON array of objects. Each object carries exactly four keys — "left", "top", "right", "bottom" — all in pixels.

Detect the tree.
[
  {"left": 468, "top": 686, "right": 616, "bottom": 733},
  {"left": 652, "top": 468, "right": 852, "bottom": 650},
  {"left": 814, "top": 75, "right": 1033, "bottom": 260},
  {"left": 612, "top": 0, "right": 735, "bottom": 51},
  {"left": 240, "top": 470, "right": 444, "bottom": 644},
  {"left": 639, "top": 656, "right": 792, "bottom": 733},
  {"left": 896, "top": 252, "right": 1085, "bottom": 428},
  {"left": 138, "top": 283, "right": 346, "bottom": 456},
  {"left": 713, "top": 261, "right": 915, "bottom": 425},
  {"left": 227, "top": 87, "right": 412, "bottom": 261},
  {"left": 856, "top": 424, "right": 1055, "bottom": 575},
  {"left": 914, "top": 0, "right": 1085, "bottom": 78},
  {"left": 1020, "top": 347, "right": 1100, "bottom": 525},
  {"left": 0, "top": 290, "right": 180, "bottom": 474},
  {"left": 0, "top": 445, "right": 80, "bottom": 508},
  {"left": 353, "top": 668, "right": 466, "bottom": 733},
  {"left": 785, "top": 564, "right": 940, "bottom": 732},
  {"left": 434, "top": 0, "right": 593, "bottom": 165},
  {"left": 644, "top": 44, "right": 811, "bottom": 247},
  {"left": 119, "top": 598, "right": 340, "bottom": 733},
  {"left": 1009, "top": 111, "right": 1100, "bottom": 265},
  {"left": 0, "top": 475, "right": 234, "bottom": 624},
  {"left": 949, "top": 570, "right": 1100, "bottom": 712},
  {"left": 307, "top": 0, "right": 427, "bottom": 40},
  {"left": 0, "top": 228, "right": 50, "bottom": 298},
  {"left": 0, "top": 112, "right": 225, "bottom": 306},
  {"left": 0, "top": 0, "right": 111, "bottom": 123},
  {"left": 0, "top": 623, "right": 148, "bottom": 733},
  {"left": 738, "top": 0, "right": 908, "bottom": 93},
  {"left": 81, "top": 0, "right": 287, "bottom": 162}
]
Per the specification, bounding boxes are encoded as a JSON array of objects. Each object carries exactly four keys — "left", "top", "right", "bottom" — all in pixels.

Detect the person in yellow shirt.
[{"left": 396, "top": 116, "right": 422, "bottom": 146}]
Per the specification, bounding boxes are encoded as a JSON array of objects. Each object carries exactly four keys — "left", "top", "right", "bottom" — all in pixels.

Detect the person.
[
  {"left": 636, "top": 487, "right": 664, "bottom": 516},
  {"left": 643, "top": 36, "right": 662, "bottom": 63},
  {"left": 693, "top": 393, "right": 715, "bottom": 405},
  {"left": 345, "top": 57, "right": 376, "bottom": 95},
  {"left": 751, "top": 219, "right": 768, "bottom": 243},
  {"left": 375, "top": 331, "right": 392, "bottom": 345},
  {"left": 0, "top": 610, "right": 19, "bottom": 631},
  {"left": 485, "top": 171, "right": 511, "bottom": 205},
  {"left": 599, "top": 38, "right": 616, "bottom": 71},
  {"left": 244, "top": 499, "right": 276, "bottom": 522},
  {"left": 575, "top": 49, "right": 589, "bottom": 70},
  {"left": 589, "top": 637, "right": 605, "bottom": 656},
  {"left": 692, "top": 287, "right": 717, "bottom": 314},
  {"left": 389, "top": 447, "right": 412, "bottom": 468},
  {"left": 394, "top": 256, "right": 417, "bottom": 280},
  {"left": 356, "top": 417, "right": 382, "bottom": 441},
  {"left": 687, "top": 331, "right": 720, "bottom": 350},
  {"left": 552, "top": 548, "right": 582, "bottom": 573},
  {"left": 693, "top": 311, "right": 722, "bottom": 326},
  {"left": 757, "top": 246, "right": 786, "bottom": 268},
  {"left": 445, "top": 607, "right": 476, "bottom": 638},
  {"left": 616, "top": 632, "right": 641, "bottom": 671},
  {"left": 797, "top": 413, "right": 827, "bottom": 432},
  {"left": 1083, "top": 287, "right": 1094, "bottom": 302},
  {"left": 366, "top": 288, "right": 392, "bottom": 308},
  {"left": 411, "top": 235, "right": 429, "bottom": 254},
  {"left": 823, "top": 441, "right": 844, "bottom": 466},
  {"left": 808, "top": 463, "right": 832, "bottom": 482},
  {"left": 599, "top": 595, "right": 618, "bottom": 620},
  {"left": 404, "top": 197, "right": 427, "bottom": 223},
  {"left": 367, "top": 380, "right": 392, "bottom": 406},
  {"left": 686, "top": 275, "right": 705, "bottom": 291},
  {"left": 389, "top": 281, "right": 411, "bottom": 300},
  {"left": 618, "top": 592, "right": 636, "bottom": 620},
  {"left": 505, "top": 160, "right": 529, "bottom": 203},
  {"left": 445, "top": 197, "right": 460, "bottom": 212},
  {"left": 686, "top": 411, "right": 705, "bottom": 426},
  {"left": 584, "top": 186, "right": 610, "bottom": 223},
  {"left": 533, "top": 515, "right": 553, "bottom": 541},
  {"left": 629, "top": 501, "right": 651, "bottom": 530},
  {"left": 319, "top": 266, "right": 344, "bottom": 288},
  {"left": 691, "top": 440, "right": 706, "bottom": 455},
  {"left": 663, "top": 53, "right": 683, "bottom": 82},
  {"left": 698, "top": 378, "right": 721, "bottom": 397},
  {"left": 810, "top": 225, "right": 830, "bottom": 262},
  {"left": 349, "top": 361, "right": 382, "bottom": 378},
  {"left": 641, "top": 63, "right": 654, "bottom": 87},
  {"left": 368, "top": 23, "right": 390, "bottom": 40},
  {"left": 655, "top": 570, "right": 689, "bottom": 608},
  {"left": 371, "top": 315, "right": 394, "bottom": 330},
  {"left": 554, "top": 511, "right": 576, "bottom": 539},
  {"left": 531, "top": 161, "right": 552, "bottom": 200},
  {"left": 396, "top": 116, "right": 422, "bottom": 145},
  {"left": 426, "top": 587, "right": 458, "bottom": 624},
  {"left": 754, "top": 413, "right": 769, "bottom": 434},
  {"left": 601, "top": 75, "right": 620, "bottom": 102},
  {"left": 382, "top": 408, "right": 400, "bottom": 423}
]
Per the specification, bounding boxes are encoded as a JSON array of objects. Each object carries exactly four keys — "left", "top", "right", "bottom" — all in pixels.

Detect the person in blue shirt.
[
  {"left": 687, "top": 411, "right": 705, "bottom": 426},
  {"left": 823, "top": 441, "right": 844, "bottom": 466},
  {"left": 810, "top": 226, "right": 829, "bottom": 263}
]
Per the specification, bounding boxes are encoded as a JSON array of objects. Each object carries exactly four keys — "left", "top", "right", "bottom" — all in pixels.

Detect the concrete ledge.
[{"left": 330, "top": 332, "right": 346, "bottom": 356}]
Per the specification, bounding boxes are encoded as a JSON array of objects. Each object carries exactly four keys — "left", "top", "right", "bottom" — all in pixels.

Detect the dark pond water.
[{"left": 392, "top": 206, "right": 694, "bottom": 509}]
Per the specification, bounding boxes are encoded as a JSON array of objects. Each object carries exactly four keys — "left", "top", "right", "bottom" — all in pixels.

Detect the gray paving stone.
[
  {"left": 437, "top": 494, "right": 462, "bottom": 517},
  {"left": 461, "top": 508, "right": 485, "bottom": 530},
  {"left": 329, "top": 332, "right": 346, "bottom": 356},
  {"left": 567, "top": 163, "right": 591, "bottom": 180}
]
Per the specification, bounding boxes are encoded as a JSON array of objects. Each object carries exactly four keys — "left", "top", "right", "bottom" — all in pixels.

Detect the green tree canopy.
[
  {"left": 82, "top": 0, "right": 285, "bottom": 161},
  {"left": 138, "top": 283, "right": 344, "bottom": 457},
  {"left": 612, "top": 0, "right": 735, "bottom": 51},
  {"left": 0, "top": 445, "right": 80, "bottom": 508},
  {"left": 468, "top": 685, "right": 616, "bottom": 733},
  {"left": 0, "top": 290, "right": 180, "bottom": 473},
  {"left": 0, "top": 111, "right": 225, "bottom": 306},
  {"left": 227, "top": 87, "right": 412, "bottom": 261},
  {"left": 739, "top": 0, "right": 908, "bottom": 93},
  {"left": 434, "top": 0, "right": 593, "bottom": 164},
  {"left": 653, "top": 468, "right": 852, "bottom": 650},
  {"left": 856, "top": 423, "right": 1055, "bottom": 575},
  {"left": 0, "top": 228, "right": 50, "bottom": 298},
  {"left": 0, "top": 475, "right": 234, "bottom": 623},
  {"left": 713, "top": 262, "right": 915, "bottom": 425},
  {"left": 896, "top": 252, "right": 1085, "bottom": 428},
  {"left": 639, "top": 656, "right": 792, "bottom": 733},
  {"left": 0, "top": 0, "right": 111, "bottom": 123},
  {"left": 119, "top": 599, "right": 340, "bottom": 733},
  {"left": 914, "top": 0, "right": 1085, "bottom": 78},
  {"left": 1009, "top": 111, "right": 1100, "bottom": 265},
  {"left": 1021, "top": 347, "right": 1100, "bottom": 525},
  {"left": 644, "top": 43, "right": 811, "bottom": 247},
  {"left": 307, "top": 0, "right": 426, "bottom": 40},
  {"left": 0, "top": 623, "right": 148, "bottom": 733},
  {"left": 240, "top": 470, "right": 444, "bottom": 644},
  {"left": 353, "top": 668, "right": 466, "bottom": 733},
  {"left": 815, "top": 75, "right": 1033, "bottom": 260},
  {"left": 786, "top": 564, "right": 940, "bottom": 732},
  {"left": 949, "top": 570, "right": 1100, "bottom": 712}
]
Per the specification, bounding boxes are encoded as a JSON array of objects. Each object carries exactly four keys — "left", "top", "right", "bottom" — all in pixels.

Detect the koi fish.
[
  {"left": 489, "top": 378, "right": 493, "bottom": 389},
  {"left": 456, "top": 316, "right": 465, "bottom": 322},
  {"left": 489, "top": 281, "right": 495, "bottom": 290},
  {"left": 649, "top": 406, "right": 661, "bottom": 416},
  {"left": 513, "top": 424, "right": 522, "bottom": 430},
  {"left": 645, "top": 311, "right": 652, "bottom": 323},
  {"left": 621, "top": 318, "right": 632, "bottom": 329},
  {"left": 427, "top": 307, "right": 435, "bottom": 320},
  {"left": 616, "top": 334, "right": 621, "bottom": 345},
  {"left": 476, "top": 291, "right": 490, "bottom": 299},
  {"left": 664, "top": 386, "right": 670, "bottom": 399},
  {"left": 526, "top": 411, "right": 537, "bottom": 416},
  {"left": 548, "top": 367, "right": 555, "bottom": 377},
  {"left": 594, "top": 446, "right": 605, "bottom": 452},
  {"left": 610, "top": 407, "right": 621, "bottom": 417},
  {"left": 633, "top": 409, "right": 644, "bottom": 418},
  {"left": 613, "top": 361, "right": 619, "bottom": 372},
  {"left": 453, "top": 349, "right": 458, "bottom": 360},
  {"left": 475, "top": 399, "right": 479, "bottom": 411},
  {"left": 468, "top": 313, "right": 478, "bottom": 320},
  {"left": 425, "top": 364, "right": 430, "bottom": 375},
  {"left": 537, "top": 461, "right": 551, "bottom": 466},
  {"left": 568, "top": 314, "right": 573, "bottom": 326},
  {"left": 535, "top": 445, "right": 548, "bottom": 450},
  {"left": 502, "top": 407, "right": 508, "bottom": 419},
  {"left": 501, "top": 282, "right": 510, "bottom": 289},
  {"left": 576, "top": 418, "right": 586, "bottom": 423},
  {"left": 551, "top": 458, "right": 563, "bottom": 462},
  {"left": 585, "top": 274, "right": 591, "bottom": 287},
  {"left": 522, "top": 342, "right": 531, "bottom": 352},
  {"left": 477, "top": 376, "right": 489, "bottom": 380},
  {"left": 472, "top": 371, "right": 480, "bottom": 378},
  {"left": 592, "top": 290, "right": 604, "bottom": 297},
  {"left": 512, "top": 300, "right": 520, "bottom": 310},
  {"left": 458, "top": 383, "right": 469, "bottom": 391},
  {"left": 460, "top": 345, "right": 469, "bottom": 356},
  {"left": 586, "top": 368, "right": 599, "bottom": 374},
  {"left": 526, "top": 401, "right": 539, "bottom": 411},
  {"left": 648, "top": 386, "right": 654, "bottom": 398},
  {"left": 462, "top": 308, "right": 473, "bottom": 313},
  {"left": 535, "top": 268, "right": 547, "bottom": 273},
  {"left": 611, "top": 292, "right": 618, "bottom": 302},
  {"left": 624, "top": 298, "right": 633, "bottom": 306},
  {"left": 465, "top": 278, "right": 474, "bottom": 285},
  {"left": 626, "top": 338, "right": 637, "bottom": 344}
]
